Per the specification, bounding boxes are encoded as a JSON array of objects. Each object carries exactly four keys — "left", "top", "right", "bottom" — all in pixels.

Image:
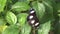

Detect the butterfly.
[{"left": 27, "top": 8, "right": 40, "bottom": 28}]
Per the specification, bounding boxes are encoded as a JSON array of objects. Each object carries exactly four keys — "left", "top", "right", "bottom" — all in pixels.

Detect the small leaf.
[
  {"left": 12, "top": 2, "right": 30, "bottom": 12},
  {"left": 0, "top": 0, "right": 7, "bottom": 12},
  {"left": 0, "top": 25, "right": 7, "bottom": 34},
  {"left": 17, "top": 13, "right": 28, "bottom": 26},
  {"left": 20, "top": 23, "right": 31, "bottom": 34},
  {"left": 6, "top": 11, "right": 17, "bottom": 25}
]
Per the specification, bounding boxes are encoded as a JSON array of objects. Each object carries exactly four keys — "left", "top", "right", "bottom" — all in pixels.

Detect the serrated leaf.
[
  {"left": 12, "top": 2, "right": 30, "bottom": 12},
  {"left": 2, "top": 25, "right": 19, "bottom": 34},
  {"left": 0, "top": 0, "right": 7, "bottom": 12},
  {"left": 6, "top": 11, "right": 17, "bottom": 25},
  {"left": 38, "top": 20, "right": 51, "bottom": 34},
  {"left": 17, "top": 13, "right": 28, "bottom": 26}
]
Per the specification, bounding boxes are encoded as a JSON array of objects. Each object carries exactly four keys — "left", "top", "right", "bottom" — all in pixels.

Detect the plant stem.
[{"left": 31, "top": 27, "right": 37, "bottom": 34}]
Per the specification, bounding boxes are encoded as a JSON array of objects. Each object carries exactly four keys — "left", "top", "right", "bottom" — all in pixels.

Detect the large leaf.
[
  {"left": 41, "top": 0, "right": 54, "bottom": 21},
  {"left": 17, "top": 13, "right": 28, "bottom": 26},
  {"left": 0, "top": 0, "right": 7, "bottom": 12},
  {"left": 32, "top": 1, "right": 53, "bottom": 34},
  {"left": 32, "top": 1, "right": 45, "bottom": 23},
  {"left": 11, "top": 2, "right": 30, "bottom": 12},
  {"left": 2, "top": 25, "right": 19, "bottom": 34},
  {"left": 32, "top": 1, "right": 53, "bottom": 23},
  {"left": 5, "top": 11, "right": 17, "bottom": 25},
  {"left": 38, "top": 20, "right": 51, "bottom": 34}
]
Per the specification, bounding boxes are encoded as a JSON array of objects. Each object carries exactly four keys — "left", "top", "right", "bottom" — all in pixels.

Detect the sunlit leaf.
[
  {"left": 17, "top": 13, "right": 28, "bottom": 26},
  {"left": 0, "top": 0, "right": 7, "bottom": 12},
  {"left": 0, "top": 25, "right": 7, "bottom": 34},
  {"left": 6, "top": 11, "right": 17, "bottom": 25},
  {"left": 12, "top": 2, "right": 30, "bottom": 12}
]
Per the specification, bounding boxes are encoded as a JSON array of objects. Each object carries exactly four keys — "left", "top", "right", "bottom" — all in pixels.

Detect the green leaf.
[
  {"left": 0, "top": 26, "right": 7, "bottom": 34},
  {"left": 32, "top": 1, "right": 45, "bottom": 23},
  {"left": 58, "top": 14, "right": 60, "bottom": 17},
  {"left": 56, "top": 2, "right": 60, "bottom": 10},
  {"left": 0, "top": 17, "right": 6, "bottom": 26},
  {"left": 20, "top": 23, "right": 31, "bottom": 34},
  {"left": 5, "top": 11, "right": 17, "bottom": 25},
  {"left": 0, "top": 0, "right": 7, "bottom": 12},
  {"left": 32, "top": 1, "right": 53, "bottom": 23},
  {"left": 17, "top": 13, "right": 28, "bottom": 26},
  {"left": 41, "top": 0, "right": 54, "bottom": 20},
  {"left": 12, "top": 2, "right": 30, "bottom": 12},
  {"left": 18, "top": 0, "right": 34, "bottom": 4},
  {"left": 38, "top": 20, "right": 51, "bottom": 34},
  {"left": 2, "top": 25, "right": 19, "bottom": 34}
]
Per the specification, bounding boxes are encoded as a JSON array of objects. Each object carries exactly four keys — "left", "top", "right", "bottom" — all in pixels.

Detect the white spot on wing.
[
  {"left": 31, "top": 20, "right": 35, "bottom": 24},
  {"left": 29, "top": 15, "right": 33, "bottom": 19},
  {"left": 30, "top": 10, "right": 35, "bottom": 14},
  {"left": 35, "top": 22, "right": 39, "bottom": 26}
]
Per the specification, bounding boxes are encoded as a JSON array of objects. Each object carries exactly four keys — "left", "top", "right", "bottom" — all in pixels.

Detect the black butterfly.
[{"left": 27, "top": 8, "right": 39, "bottom": 28}]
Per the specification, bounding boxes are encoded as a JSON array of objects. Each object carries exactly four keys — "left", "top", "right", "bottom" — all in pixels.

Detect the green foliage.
[
  {"left": 32, "top": 1, "right": 45, "bottom": 23},
  {"left": 0, "top": 0, "right": 59, "bottom": 34},
  {"left": 17, "top": 13, "right": 28, "bottom": 26},
  {"left": 0, "top": 0, "right": 7, "bottom": 12}
]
